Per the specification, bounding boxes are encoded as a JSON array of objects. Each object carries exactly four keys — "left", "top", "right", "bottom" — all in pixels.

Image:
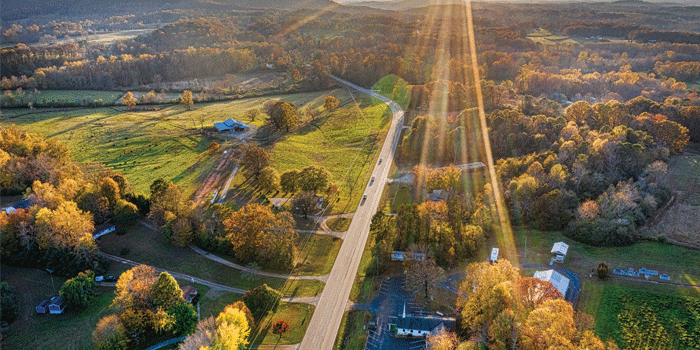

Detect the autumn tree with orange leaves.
[
  {"left": 224, "top": 203, "right": 297, "bottom": 269},
  {"left": 457, "top": 260, "right": 618, "bottom": 350}
]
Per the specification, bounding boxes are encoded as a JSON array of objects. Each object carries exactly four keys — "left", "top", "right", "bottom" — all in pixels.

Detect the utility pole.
[{"left": 525, "top": 237, "right": 527, "bottom": 257}]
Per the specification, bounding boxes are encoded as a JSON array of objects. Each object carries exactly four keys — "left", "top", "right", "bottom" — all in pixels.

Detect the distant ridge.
[
  {"left": 199, "top": 0, "right": 342, "bottom": 10},
  {"left": 348, "top": 0, "right": 465, "bottom": 11}
]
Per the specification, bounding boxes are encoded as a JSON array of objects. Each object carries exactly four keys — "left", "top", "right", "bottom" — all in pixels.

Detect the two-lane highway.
[{"left": 298, "top": 76, "right": 405, "bottom": 350}]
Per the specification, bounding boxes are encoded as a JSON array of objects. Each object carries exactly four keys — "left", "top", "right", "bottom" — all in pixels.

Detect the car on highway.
[
  {"left": 378, "top": 158, "right": 383, "bottom": 165},
  {"left": 361, "top": 194, "right": 367, "bottom": 204},
  {"left": 370, "top": 176, "right": 375, "bottom": 185}
]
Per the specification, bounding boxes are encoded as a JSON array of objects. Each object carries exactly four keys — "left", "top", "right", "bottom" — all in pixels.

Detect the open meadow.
[{"left": 1, "top": 89, "right": 346, "bottom": 198}]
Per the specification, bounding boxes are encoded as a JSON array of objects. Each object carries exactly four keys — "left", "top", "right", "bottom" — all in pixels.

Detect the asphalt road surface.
[{"left": 298, "top": 76, "right": 405, "bottom": 350}]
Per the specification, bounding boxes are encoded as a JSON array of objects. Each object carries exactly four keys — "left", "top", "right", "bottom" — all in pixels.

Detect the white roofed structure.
[
  {"left": 551, "top": 242, "right": 569, "bottom": 263},
  {"left": 533, "top": 269, "right": 570, "bottom": 297},
  {"left": 490, "top": 248, "right": 499, "bottom": 263},
  {"left": 551, "top": 242, "right": 569, "bottom": 256}
]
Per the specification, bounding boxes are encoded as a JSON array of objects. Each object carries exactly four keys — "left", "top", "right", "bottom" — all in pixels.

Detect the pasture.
[{"left": 0, "top": 89, "right": 344, "bottom": 197}]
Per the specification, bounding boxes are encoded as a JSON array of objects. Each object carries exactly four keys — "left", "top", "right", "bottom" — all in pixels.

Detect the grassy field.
[
  {"left": 0, "top": 266, "right": 116, "bottom": 350},
  {"left": 371, "top": 74, "right": 412, "bottom": 109},
  {"left": 594, "top": 286, "right": 700, "bottom": 349},
  {"left": 1, "top": 89, "right": 346, "bottom": 197},
  {"left": 194, "top": 284, "right": 244, "bottom": 319},
  {"left": 527, "top": 28, "right": 577, "bottom": 44},
  {"left": 294, "top": 233, "right": 343, "bottom": 276},
  {"left": 333, "top": 311, "right": 371, "bottom": 350},
  {"left": 32, "top": 90, "right": 126, "bottom": 105},
  {"left": 511, "top": 227, "right": 700, "bottom": 285},
  {"left": 251, "top": 302, "right": 315, "bottom": 346},
  {"left": 326, "top": 217, "right": 352, "bottom": 231},
  {"left": 1, "top": 106, "right": 227, "bottom": 197},
  {"left": 266, "top": 88, "right": 392, "bottom": 214},
  {"left": 96, "top": 225, "right": 323, "bottom": 297}
]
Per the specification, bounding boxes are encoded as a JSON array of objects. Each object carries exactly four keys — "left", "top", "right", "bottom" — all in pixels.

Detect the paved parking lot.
[{"left": 362, "top": 276, "right": 430, "bottom": 350}]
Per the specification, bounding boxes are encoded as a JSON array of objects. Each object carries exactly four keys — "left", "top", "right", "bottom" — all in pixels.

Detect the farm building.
[
  {"left": 182, "top": 285, "right": 198, "bottom": 303},
  {"left": 551, "top": 242, "right": 569, "bottom": 263},
  {"left": 533, "top": 269, "right": 570, "bottom": 297},
  {"left": 214, "top": 118, "right": 249, "bottom": 132}
]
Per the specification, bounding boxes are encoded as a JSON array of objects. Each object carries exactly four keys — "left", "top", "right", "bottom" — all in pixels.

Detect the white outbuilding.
[
  {"left": 490, "top": 248, "right": 499, "bottom": 263},
  {"left": 551, "top": 241, "right": 569, "bottom": 263}
]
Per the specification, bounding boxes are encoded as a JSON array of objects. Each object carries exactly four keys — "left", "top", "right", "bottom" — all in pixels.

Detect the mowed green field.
[
  {"left": 33, "top": 90, "right": 125, "bottom": 104},
  {"left": 1, "top": 89, "right": 343, "bottom": 197}
]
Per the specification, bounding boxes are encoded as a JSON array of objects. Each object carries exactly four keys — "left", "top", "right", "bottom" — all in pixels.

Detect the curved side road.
[
  {"left": 298, "top": 75, "right": 406, "bottom": 350},
  {"left": 102, "top": 253, "right": 318, "bottom": 305},
  {"left": 189, "top": 245, "right": 329, "bottom": 282}
]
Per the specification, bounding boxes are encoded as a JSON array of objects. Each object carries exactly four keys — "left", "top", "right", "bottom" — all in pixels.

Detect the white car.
[
  {"left": 370, "top": 176, "right": 375, "bottom": 185},
  {"left": 361, "top": 194, "right": 367, "bottom": 204}
]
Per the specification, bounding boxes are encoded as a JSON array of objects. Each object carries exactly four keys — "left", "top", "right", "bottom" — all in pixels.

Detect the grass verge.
[
  {"left": 333, "top": 311, "right": 371, "bottom": 350},
  {"left": 295, "top": 233, "right": 343, "bottom": 276},
  {"left": 326, "top": 217, "right": 352, "bottom": 231}
]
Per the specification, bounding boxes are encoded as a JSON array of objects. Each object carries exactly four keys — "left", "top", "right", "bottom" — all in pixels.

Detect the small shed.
[
  {"left": 490, "top": 248, "right": 499, "bottom": 263},
  {"left": 182, "top": 285, "right": 198, "bottom": 303},
  {"left": 36, "top": 299, "right": 50, "bottom": 314},
  {"left": 551, "top": 242, "right": 569, "bottom": 263},
  {"left": 48, "top": 296, "right": 66, "bottom": 314}
]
